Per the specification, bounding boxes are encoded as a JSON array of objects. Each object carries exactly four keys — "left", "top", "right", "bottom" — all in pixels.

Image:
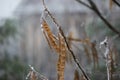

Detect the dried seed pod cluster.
[{"left": 41, "top": 18, "right": 67, "bottom": 80}]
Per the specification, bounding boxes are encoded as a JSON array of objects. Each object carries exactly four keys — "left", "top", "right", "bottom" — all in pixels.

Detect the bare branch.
[
  {"left": 113, "top": 0, "right": 120, "bottom": 7},
  {"left": 42, "top": 0, "right": 61, "bottom": 29},
  {"left": 26, "top": 65, "right": 48, "bottom": 80},
  {"left": 88, "top": 0, "right": 120, "bottom": 35},
  {"left": 41, "top": 0, "right": 91, "bottom": 80},
  {"left": 100, "top": 37, "right": 114, "bottom": 80},
  {"left": 59, "top": 27, "right": 91, "bottom": 80},
  {"left": 76, "top": 0, "right": 120, "bottom": 36},
  {"left": 75, "top": 0, "right": 92, "bottom": 10}
]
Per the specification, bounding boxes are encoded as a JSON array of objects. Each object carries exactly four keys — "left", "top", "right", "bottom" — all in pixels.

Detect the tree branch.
[
  {"left": 59, "top": 27, "right": 90, "bottom": 80},
  {"left": 75, "top": 0, "right": 92, "bottom": 10},
  {"left": 42, "top": 0, "right": 91, "bottom": 80},
  {"left": 88, "top": 0, "right": 120, "bottom": 35},
  {"left": 113, "top": 0, "right": 120, "bottom": 7},
  {"left": 76, "top": 0, "right": 120, "bottom": 36}
]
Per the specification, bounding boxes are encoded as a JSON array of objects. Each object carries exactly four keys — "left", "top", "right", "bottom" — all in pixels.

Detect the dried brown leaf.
[
  {"left": 83, "top": 45, "right": 91, "bottom": 63},
  {"left": 91, "top": 42, "right": 99, "bottom": 69},
  {"left": 57, "top": 33, "right": 67, "bottom": 80},
  {"left": 41, "top": 19, "right": 59, "bottom": 52},
  {"left": 74, "top": 70, "right": 79, "bottom": 80}
]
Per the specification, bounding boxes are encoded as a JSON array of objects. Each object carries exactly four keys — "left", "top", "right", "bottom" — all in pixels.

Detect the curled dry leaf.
[
  {"left": 41, "top": 19, "right": 67, "bottom": 80},
  {"left": 41, "top": 1, "right": 90, "bottom": 79},
  {"left": 41, "top": 19, "right": 59, "bottom": 53},
  {"left": 57, "top": 33, "right": 67, "bottom": 80}
]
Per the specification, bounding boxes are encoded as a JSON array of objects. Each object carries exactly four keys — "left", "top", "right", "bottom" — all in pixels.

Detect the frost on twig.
[
  {"left": 100, "top": 37, "right": 114, "bottom": 80},
  {"left": 100, "top": 37, "right": 109, "bottom": 58},
  {"left": 100, "top": 37, "right": 108, "bottom": 48},
  {"left": 26, "top": 65, "right": 48, "bottom": 80}
]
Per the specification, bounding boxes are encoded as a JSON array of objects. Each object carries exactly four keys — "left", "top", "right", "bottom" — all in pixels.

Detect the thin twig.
[
  {"left": 88, "top": 0, "right": 120, "bottom": 35},
  {"left": 42, "top": 0, "right": 61, "bottom": 29},
  {"left": 26, "top": 65, "right": 48, "bottom": 80},
  {"left": 100, "top": 37, "right": 113, "bottom": 80},
  {"left": 75, "top": 0, "right": 92, "bottom": 10},
  {"left": 59, "top": 27, "right": 90, "bottom": 80},
  {"left": 41, "top": 0, "right": 90, "bottom": 80},
  {"left": 113, "top": 0, "right": 120, "bottom": 7},
  {"left": 76, "top": 0, "right": 120, "bottom": 36}
]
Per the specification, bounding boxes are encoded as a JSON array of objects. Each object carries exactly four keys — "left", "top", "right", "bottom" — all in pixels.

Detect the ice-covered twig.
[
  {"left": 100, "top": 37, "right": 113, "bottom": 80},
  {"left": 26, "top": 65, "right": 48, "bottom": 80}
]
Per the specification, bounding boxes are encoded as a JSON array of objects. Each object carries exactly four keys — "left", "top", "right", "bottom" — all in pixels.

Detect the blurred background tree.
[
  {"left": 0, "top": 19, "right": 16, "bottom": 43},
  {"left": 0, "top": 19, "right": 27, "bottom": 80}
]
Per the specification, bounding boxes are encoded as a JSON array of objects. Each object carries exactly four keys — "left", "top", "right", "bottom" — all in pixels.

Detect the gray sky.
[{"left": 0, "top": 0, "right": 21, "bottom": 19}]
